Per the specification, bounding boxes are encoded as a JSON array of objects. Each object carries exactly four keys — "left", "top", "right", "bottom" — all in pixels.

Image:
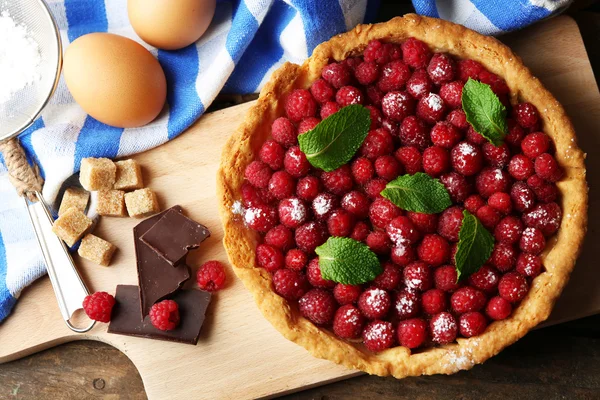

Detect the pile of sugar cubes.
[{"left": 51, "top": 157, "right": 160, "bottom": 267}]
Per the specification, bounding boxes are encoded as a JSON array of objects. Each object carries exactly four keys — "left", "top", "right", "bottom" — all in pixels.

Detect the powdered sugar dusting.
[
  {"left": 365, "top": 288, "right": 387, "bottom": 309},
  {"left": 425, "top": 93, "right": 443, "bottom": 111},
  {"left": 231, "top": 200, "right": 244, "bottom": 216},
  {"left": 244, "top": 207, "right": 263, "bottom": 225},
  {"left": 288, "top": 198, "right": 306, "bottom": 222},
  {"left": 313, "top": 194, "right": 334, "bottom": 216}
]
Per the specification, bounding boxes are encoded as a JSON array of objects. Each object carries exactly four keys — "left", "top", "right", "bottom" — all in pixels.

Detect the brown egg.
[
  {"left": 128, "top": 0, "right": 216, "bottom": 51},
  {"left": 63, "top": 33, "right": 167, "bottom": 128}
]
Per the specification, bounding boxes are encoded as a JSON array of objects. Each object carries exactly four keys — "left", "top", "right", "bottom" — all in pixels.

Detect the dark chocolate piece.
[
  {"left": 140, "top": 208, "right": 211, "bottom": 266},
  {"left": 108, "top": 285, "right": 212, "bottom": 345},
  {"left": 134, "top": 206, "right": 191, "bottom": 318}
]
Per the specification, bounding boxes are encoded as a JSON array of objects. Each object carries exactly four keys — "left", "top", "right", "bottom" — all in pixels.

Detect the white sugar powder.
[
  {"left": 231, "top": 200, "right": 244, "bottom": 216},
  {"left": 426, "top": 93, "right": 443, "bottom": 111},
  {"left": 288, "top": 198, "right": 306, "bottom": 222},
  {"left": 0, "top": 11, "right": 42, "bottom": 104}
]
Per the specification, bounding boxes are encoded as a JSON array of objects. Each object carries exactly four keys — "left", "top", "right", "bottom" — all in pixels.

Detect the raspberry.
[
  {"left": 351, "top": 157, "right": 375, "bottom": 184},
  {"left": 494, "top": 216, "right": 523, "bottom": 244},
  {"left": 434, "top": 265, "right": 460, "bottom": 292},
  {"left": 327, "top": 209, "right": 355, "bottom": 237},
  {"left": 521, "top": 132, "right": 550, "bottom": 159},
  {"left": 285, "top": 249, "right": 308, "bottom": 271},
  {"left": 489, "top": 242, "right": 517, "bottom": 272},
  {"left": 466, "top": 126, "right": 487, "bottom": 146},
  {"left": 341, "top": 190, "right": 370, "bottom": 219},
  {"left": 377, "top": 60, "right": 411, "bottom": 92},
  {"left": 468, "top": 264, "right": 499, "bottom": 293},
  {"left": 450, "top": 286, "right": 486, "bottom": 314},
  {"left": 406, "top": 68, "right": 432, "bottom": 99},
  {"left": 369, "top": 198, "right": 402, "bottom": 230},
  {"left": 440, "top": 172, "right": 472, "bottom": 203},
  {"left": 391, "top": 244, "right": 416, "bottom": 266},
  {"left": 310, "top": 78, "right": 335, "bottom": 103},
  {"left": 438, "top": 206, "right": 464, "bottom": 242},
  {"left": 271, "top": 117, "right": 297, "bottom": 148},
  {"left": 306, "top": 258, "right": 335, "bottom": 288},
  {"left": 522, "top": 202, "right": 561, "bottom": 236},
  {"left": 297, "top": 117, "right": 320, "bottom": 134},
  {"left": 321, "top": 62, "right": 351, "bottom": 89},
  {"left": 360, "top": 128, "right": 395, "bottom": 159},
  {"left": 381, "top": 91, "right": 415, "bottom": 122},
  {"left": 403, "top": 261, "right": 433, "bottom": 291},
  {"left": 430, "top": 312, "right": 458, "bottom": 344},
  {"left": 386, "top": 216, "right": 420, "bottom": 246},
  {"left": 285, "top": 89, "right": 317, "bottom": 122},
  {"left": 351, "top": 221, "right": 370, "bottom": 242},
  {"left": 296, "top": 176, "right": 321, "bottom": 202},
  {"left": 486, "top": 296, "right": 512, "bottom": 320},
  {"left": 407, "top": 211, "right": 438, "bottom": 234},
  {"left": 417, "top": 92, "right": 446, "bottom": 124},
  {"left": 394, "top": 146, "right": 423, "bottom": 174},
  {"left": 457, "top": 59, "right": 483, "bottom": 82},
  {"left": 464, "top": 194, "right": 486, "bottom": 214},
  {"left": 364, "top": 40, "right": 393, "bottom": 64},
  {"left": 366, "top": 106, "right": 383, "bottom": 130},
  {"left": 320, "top": 101, "right": 340, "bottom": 119},
  {"left": 446, "top": 110, "right": 468, "bottom": 132},
  {"left": 334, "top": 283, "right": 363, "bottom": 305},
  {"left": 459, "top": 312, "right": 487, "bottom": 337},
  {"left": 333, "top": 304, "right": 365, "bottom": 339},
  {"left": 358, "top": 288, "right": 391, "bottom": 319},
  {"left": 366, "top": 85, "right": 384, "bottom": 106},
  {"left": 476, "top": 205, "right": 501, "bottom": 230},
  {"left": 498, "top": 272, "right": 529, "bottom": 303},
  {"left": 256, "top": 244, "right": 284, "bottom": 272},
  {"left": 278, "top": 197, "right": 308, "bottom": 228},
  {"left": 427, "top": 53, "right": 456, "bottom": 84},
  {"left": 397, "top": 318, "right": 428, "bottom": 351},
  {"left": 506, "top": 119, "right": 526, "bottom": 148},
  {"left": 511, "top": 181, "right": 536, "bottom": 212},
  {"left": 479, "top": 70, "right": 509, "bottom": 97},
  {"left": 240, "top": 182, "right": 264, "bottom": 207},
  {"left": 336, "top": 85, "right": 364, "bottom": 107},
  {"left": 362, "top": 320, "right": 395, "bottom": 352},
  {"left": 418, "top": 234, "right": 450, "bottom": 266},
  {"left": 513, "top": 102, "right": 539, "bottom": 129},
  {"left": 451, "top": 142, "right": 483, "bottom": 176},
  {"left": 375, "top": 155, "right": 402, "bottom": 181},
  {"left": 422, "top": 288, "right": 447, "bottom": 315},
  {"left": 149, "top": 300, "right": 180, "bottom": 331},
  {"left": 321, "top": 165, "right": 353, "bottom": 195},
  {"left": 366, "top": 230, "right": 392, "bottom": 255},
  {"left": 535, "top": 153, "right": 563, "bottom": 182},
  {"left": 295, "top": 221, "right": 328, "bottom": 253},
  {"left": 374, "top": 262, "right": 401, "bottom": 290},
  {"left": 259, "top": 140, "right": 285, "bottom": 170},
  {"left": 268, "top": 171, "right": 296, "bottom": 200},
  {"left": 82, "top": 292, "right": 115, "bottom": 323},
  {"left": 298, "top": 289, "right": 337, "bottom": 325},
  {"left": 508, "top": 154, "right": 535, "bottom": 180},
  {"left": 527, "top": 174, "right": 558, "bottom": 203},
  {"left": 244, "top": 204, "right": 278, "bottom": 233},
  {"left": 364, "top": 178, "right": 388, "bottom": 199},
  {"left": 439, "top": 81, "right": 464, "bottom": 109},
  {"left": 422, "top": 146, "right": 451, "bottom": 177},
  {"left": 519, "top": 227, "right": 546, "bottom": 254},
  {"left": 431, "top": 121, "right": 462, "bottom": 149},
  {"left": 245, "top": 160, "right": 272, "bottom": 189},
  {"left": 482, "top": 142, "right": 510, "bottom": 168},
  {"left": 476, "top": 167, "right": 511, "bottom": 198},
  {"left": 355, "top": 61, "right": 380, "bottom": 85},
  {"left": 343, "top": 56, "right": 363, "bottom": 71},
  {"left": 284, "top": 146, "right": 310, "bottom": 177},
  {"left": 394, "top": 289, "right": 421, "bottom": 320},
  {"left": 516, "top": 253, "right": 543, "bottom": 277},
  {"left": 265, "top": 225, "right": 294, "bottom": 251},
  {"left": 273, "top": 269, "right": 308, "bottom": 301},
  {"left": 401, "top": 37, "right": 432, "bottom": 68}
]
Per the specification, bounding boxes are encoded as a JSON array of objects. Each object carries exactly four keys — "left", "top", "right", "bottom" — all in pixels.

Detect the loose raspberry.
[
  {"left": 386, "top": 216, "right": 421, "bottom": 246},
  {"left": 285, "top": 89, "right": 317, "bottom": 122},
  {"left": 360, "top": 128, "right": 395, "bottom": 159},
  {"left": 333, "top": 304, "right": 365, "bottom": 339},
  {"left": 278, "top": 197, "right": 308, "bottom": 228},
  {"left": 268, "top": 171, "right": 296, "bottom": 200},
  {"left": 320, "top": 101, "right": 340, "bottom": 119},
  {"left": 298, "top": 289, "right": 337, "bottom": 325},
  {"left": 321, "top": 62, "right": 351, "bottom": 89},
  {"left": 82, "top": 292, "right": 115, "bottom": 323},
  {"left": 527, "top": 174, "right": 558, "bottom": 203},
  {"left": 451, "top": 142, "right": 483, "bottom": 176},
  {"left": 374, "top": 262, "right": 401, "bottom": 290},
  {"left": 450, "top": 286, "right": 486, "bottom": 314},
  {"left": 439, "top": 81, "right": 464, "bottom": 109},
  {"left": 365, "top": 178, "right": 388, "bottom": 199},
  {"left": 516, "top": 253, "right": 543, "bottom": 277},
  {"left": 468, "top": 264, "right": 499, "bottom": 293},
  {"left": 440, "top": 172, "right": 472, "bottom": 203},
  {"left": 427, "top": 53, "right": 456, "bottom": 84},
  {"left": 297, "top": 117, "right": 320, "bottom": 134},
  {"left": 341, "top": 190, "right": 370, "bottom": 219},
  {"left": 363, "top": 320, "right": 395, "bottom": 352},
  {"left": 351, "top": 221, "right": 371, "bottom": 242},
  {"left": 513, "top": 102, "right": 539, "bottom": 129},
  {"left": 511, "top": 181, "right": 536, "bottom": 212},
  {"left": 466, "top": 126, "right": 488, "bottom": 146},
  {"left": 522, "top": 202, "right": 562, "bottom": 236},
  {"left": 312, "top": 192, "right": 338, "bottom": 220},
  {"left": 358, "top": 288, "right": 391, "bottom": 319},
  {"left": 259, "top": 140, "right": 285, "bottom": 170},
  {"left": 394, "top": 289, "right": 421, "bottom": 320},
  {"left": 366, "top": 230, "right": 392, "bottom": 255},
  {"left": 438, "top": 206, "right": 464, "bottom": 242},
  {"left": 310, "top": 78, "right": 335, "bottom": 103},
  {"left": 321, "top": 165, "right": 353, "bottom": 195},
  {"left": 494, "top": 216, "right": 523, "bottom": 244},
  {"left": 149, "top": 300, "right": 180, "bottom": 331},
  {"left": 418, "top": 234, "right": 450, "bottom": 266},
  {"left": 430, "top": 312, "right": 458, "bottom": 344},
  {"left": 422, "top": 288, "right": 447, "bottom": 315},
  {"left": 482, "top": 142, "right": 510, "bottom": 168},
  {"left": 431, "top": 121, "right": 462, "bottom": 149},
  {"left": 334, "top": 283, "right": 363, "bottom": 305},
  {"left": 519, "top": 227, "right": 546, "bottom": 255},
  {"left": 244, "top": 204, "right": 278, "bottom": 233},
  {"left": 506, "top": 119, "right": 526, "bottom": 148},
  {"left": 476, "top": 205, "right": 501, "bottom": 230},
  {"left": 273, "top": 268, "right": 308, "bottom": 301},
  {"left": 245, "top": 160, "right": 272, "bottom": 189},
  {"left": 417, "top": 93, "right": 446, "bottom": 124},
  {"left": 401, "top": 37, "right": 432, "bottom": 68},
  {"left": 327, "top": 209, "right": 355, "bottom": 237},
  {"left": 336, "top": 85, "right": 364, "bottom": 107},
  {"left": 498, "top": 272, "right": 529, "bottom": 303},
  {"left": 271, "top": 117, "right": 297, "bottom": 148},
  {"left": 295, "top": 222, "right": 328, "bottom": 253},
  {"left": 377, "top": 60, "right": 411, "bottom": 92},
  {"left": 355, "top": 61, "right": 380, "bottom": 85},
  {"left": 369, "top": 198, "right": 402, "bottom": 230},
  {"left": 485, "top": 296, "right": 512, "bottom": 320},
  {"left": 459, "top": 312, "right": 487, "bottom": 337},
  {"left": 265, "top": 224, "right": 294, "bottom": 251},
  {"left": 395, "top": 146, "right": 423, "bottom": 174},
  {"left": 403, "top": 261, "right": 433, "bottom": 291},
  {"left": 422, "top": 146, "right": 451, "bottom": 177},
  {"left": 351, "top": 157, "right": 375, "bottom": 185},
  {"left": 535, "top": 153, "right": 563, "bottom": 182},
  {"left": 306, "top": 258, "right": 335, "bottom": 288},
  {"left": 256, "top": 244, "right": 284, "bottom": 273},
  {"left": 397, "top": 318, "right": 428, "bottom": 349},
  {"left": 508, "top": 154, "right": 535, "bottom": 180},
  {"left": 464, "top": 194, "right": 486, "bottom": 214},
  {"left": 407, "top": 211, "right": 438, "bottom": 234},
  {"left": 375, "top": 155, "right": 402, "bottom": 181},
  {"left": 489, "top": 242, "right": 516, "bottom": 272},
  {"left": 457, "top": 59, "right": 483, "bottom": 82},
  {"left": 446, "top": 109, "right": 469, "bottom": 131},
  {"left": 296, "top": 176, "right": 321, "bottom": 202},
  {"left": 381, "top": 91, "right": 415, "bottom": 122},
  {"left": 434, "top": 265, "right": 460, "bottom": 292},
  {"left": 476, "top": 167, "right": 511, "bottom": 198},
  {"left": 521, "top": 132, "right": 550, "bottom": 159},
  {"left": 284, "top": 146, "right": 310, "bottom": 177},
  {"left": 391, "top": 244, "right": 416, "bottom": 266},
  {"left": 285, "top": 249, "right": 308, "bottom": 271}
]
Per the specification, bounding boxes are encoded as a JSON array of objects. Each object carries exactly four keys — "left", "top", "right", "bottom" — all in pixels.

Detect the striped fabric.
[{"left": 0, "top": 0, "right": 379, "bottom": 321}]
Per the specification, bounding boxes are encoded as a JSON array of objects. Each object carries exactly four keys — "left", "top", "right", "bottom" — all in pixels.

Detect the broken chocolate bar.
[
  {"left": 140, "top": 208, "right": 211, "bottom": 266},
  {"left": 108, "top": 285, "right": 211, "bottom": 345},
  {"left": 134, "top": 206, "right": 191, "bottom": 317}
]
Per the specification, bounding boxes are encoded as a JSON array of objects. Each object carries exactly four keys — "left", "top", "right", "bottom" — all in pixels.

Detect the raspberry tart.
[{"left": 217, "top": 15, "right": 587, "bottom": 377}]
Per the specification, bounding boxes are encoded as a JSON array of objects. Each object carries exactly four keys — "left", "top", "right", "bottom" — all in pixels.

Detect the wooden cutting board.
[{"left": 1, "top": 16, "right": 599, "bottom": 400}]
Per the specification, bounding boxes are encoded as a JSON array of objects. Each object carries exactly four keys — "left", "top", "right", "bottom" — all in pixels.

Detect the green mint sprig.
[
  {"left": 380, "top": 172, "right": 452, "bottom": 214},
  {"left": 455, "top": 210, "right": 495, "bottom": 281},
  {"left": 316, "top": 237, "right": 382, "bottom": 285},
  {"left": 461, "top": 78, "right": 508, "bottom": 147}
]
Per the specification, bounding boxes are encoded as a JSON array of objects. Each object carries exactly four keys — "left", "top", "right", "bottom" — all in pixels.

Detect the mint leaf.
[
  {"left": 298, "top": 104, "right": 371, "bottom": 172},
  {"left": 380, "top": 172, "right": 452, "bottom": 214},
  {"left": 455, "top": 210, "right": 494, "bottom": 281},
  {"left": 316, "top": 237, "right": 382, "bottom": 285},
  {"left": 461, "top": 78, "right": 508, "bottom": 147}
]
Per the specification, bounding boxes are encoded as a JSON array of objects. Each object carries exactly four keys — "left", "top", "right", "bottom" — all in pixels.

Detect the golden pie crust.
[{"left": 217, "top": 14, "right": 588, "bottom": 377}]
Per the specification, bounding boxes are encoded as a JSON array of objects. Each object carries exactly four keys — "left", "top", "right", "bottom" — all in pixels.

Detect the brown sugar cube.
[
  {"left": 79, "top": 157, "right": 116, "bottom": 191},
  {"left": 124, "top": 188, "right": 160, "bottom": 218},
  {"left": 114, "top": 159, "right": 144, "bottom": 190},
  {"left": 97, "top": 190, "right": 127, "bottom": 217},
  {"left": 78, "top": 234, "right": 116, "bottom": 266},
  {"left": 52, "top": 208, "right": 93, "bottom": 247},
  {"left": 58, "top": 187, "right": 90, "bottom": 216}
]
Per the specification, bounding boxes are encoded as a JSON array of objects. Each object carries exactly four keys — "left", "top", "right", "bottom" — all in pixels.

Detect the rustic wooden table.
[{"left": 1, "top": 2, "right": 599, "bottom": 400}]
